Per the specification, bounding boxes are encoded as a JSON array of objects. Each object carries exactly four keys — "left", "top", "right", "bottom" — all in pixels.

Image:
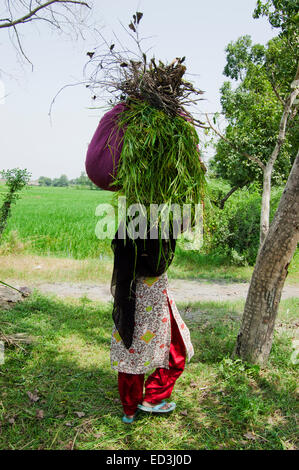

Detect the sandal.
[
  {"left": 122, "top": 413, "right": 137, "bottom": 423},
  {"left": 137, "top": 400, "right": 176, "bottom": 413}
]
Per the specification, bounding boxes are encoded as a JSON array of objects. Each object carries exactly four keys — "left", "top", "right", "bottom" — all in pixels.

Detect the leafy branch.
[{"left": 0, "top": 168, "right": 31, "bottom": 239}]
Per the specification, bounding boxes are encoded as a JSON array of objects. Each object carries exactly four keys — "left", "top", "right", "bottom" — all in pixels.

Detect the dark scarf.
[{"left": 110, "top": 221, "right": 176, "bottom": 349}]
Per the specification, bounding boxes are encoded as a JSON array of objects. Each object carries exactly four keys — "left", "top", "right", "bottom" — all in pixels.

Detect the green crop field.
[
  {"left": 0, "top": 185, "right": 115, "bottom": 260},
  {"left": 0, "top": 184, "right": 298, "bottom": 284}
]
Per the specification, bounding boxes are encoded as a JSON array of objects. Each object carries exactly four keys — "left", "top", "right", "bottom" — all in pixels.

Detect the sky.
[{"left": 0, "top": 0, "right": 276, "bottom": 180}]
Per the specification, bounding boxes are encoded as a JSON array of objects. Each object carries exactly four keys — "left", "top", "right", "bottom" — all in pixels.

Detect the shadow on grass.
[
  {"left": 3, "top": 290, "right": 113, "bottom": 349},
  {"left": 0, "top": 293, "right": 297, "bottom": 450},
  {"left": 177, "top": 314, "right": 298, "bottom": 450}
]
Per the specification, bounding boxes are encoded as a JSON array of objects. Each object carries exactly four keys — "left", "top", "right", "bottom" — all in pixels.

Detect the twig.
[
  {"left": 84, "top": 12, "right": 206, "bottom": 126},
  {"left": 48, "top": 81, "right": 88, "bottom": 122},
  {"left": 71, "top": 429, "right": 80, "bottom": 450},
  {"left": 212, "top": 180, "right": 250, "bottom": 209},
  {"left": 12, "top": 24, "right": 33, "bottom": 70},
  {"left": 270, "top": 71, "right": 285, "bottom": 106},
  {"left": 0, "top": 1, "right": 90, "bottom": 29},
  {"left": 0, "top": 280, "right": 26, "bottom": 296}
]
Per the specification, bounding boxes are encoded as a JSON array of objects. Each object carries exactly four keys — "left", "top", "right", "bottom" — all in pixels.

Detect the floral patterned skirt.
[{"left": 110, "top": 272, "right": 194, "bottom": 374}]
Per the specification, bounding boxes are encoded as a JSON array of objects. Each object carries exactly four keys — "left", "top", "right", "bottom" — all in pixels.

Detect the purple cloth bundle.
[{"left": 85, "top": 102, "right": 127, "bottom": 191}]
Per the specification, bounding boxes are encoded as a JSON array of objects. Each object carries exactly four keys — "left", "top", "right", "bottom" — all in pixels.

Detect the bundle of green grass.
[
  {"left": 111, "top": 97, "right": 207, "bottom": 234},
  {"left": 86, "top": 13, "right": 208, "bottom": 234},
  {"left": 86, "top": 21, "right": 208, "bottom": 234}
]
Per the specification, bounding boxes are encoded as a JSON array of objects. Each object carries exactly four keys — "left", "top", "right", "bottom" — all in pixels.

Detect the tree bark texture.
[{"left": 234, "top": 149, "right": 299, "bottom": 365}]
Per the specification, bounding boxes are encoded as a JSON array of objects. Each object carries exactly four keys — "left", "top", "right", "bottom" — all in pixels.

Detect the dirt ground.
[{"left": 7, "top": 279, "right": 299, "bottom": 303}]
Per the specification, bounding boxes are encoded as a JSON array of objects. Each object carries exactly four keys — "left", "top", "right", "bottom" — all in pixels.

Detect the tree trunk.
[
  {"left": 260, "top": 165, "right": 272, "bottom": 246},
  {"left": 234, "top": 149, "right": 299, "bottom": 366},
  {"left": 0, "top": 199, "right": 12, "bottom": 238}
]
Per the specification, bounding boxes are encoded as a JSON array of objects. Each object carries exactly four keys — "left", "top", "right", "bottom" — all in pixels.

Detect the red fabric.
[
  {"left": 117, "top": 373, "right": 144, "bottom": 416},
  {"left": 118, "top": 298, "right": 186, "bottom": 415}
]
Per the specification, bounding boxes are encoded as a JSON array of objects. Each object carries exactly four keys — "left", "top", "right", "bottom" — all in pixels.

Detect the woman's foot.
[
  {"left": 122, "top": 413, "right": 136, "bottom": 423},
  {"left": 142, "top": 400, "right": 173, "bottom": 411},
  {"left": 137, "top": 400, "right": 176, "bottom": 413}
]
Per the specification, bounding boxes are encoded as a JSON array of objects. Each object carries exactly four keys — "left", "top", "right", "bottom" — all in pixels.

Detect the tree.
[
  {"left": 253, "top": 0, "right": 299, "bottom": 38},
  {"left": 38, "top": 176, "right": 52, "bottom": 186},
  {"left": 73, "top": 171, "right": 99, "bottom": 189},
  {"left": 75, "top": 171, "right": 89, "bottom": 186},
  {"left": 0, "top": 168, "right": 31, "bottom": 238},
  {"left": 52, "top": 174, "right": 69, "bottom": 186},
  {"left": 208, "top": 32, "right": 299, "bottom": 245},
  {"left": 228, "top": 0, "right": 299, "bottom": 365},
  {"left": 0, "top": 0, "right": 91, "bottom": 68},
  {"left": 234, "top": 148, "right": 299, "bottom": 365}
]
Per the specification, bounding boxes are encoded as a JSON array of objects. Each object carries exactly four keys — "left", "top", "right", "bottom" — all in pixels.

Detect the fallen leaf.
[
  {"left": 27, "top": 391, "right": 40, "bottom": 403},
  {"left": 243, "top": 432, "right": 257, "bottom": 440},
  {"left": 36, "top": 409, "right": 44, "bottom": 420},
  {"left": 65, "top": 422, "right": 73, "bottom": 427},
  {"left": 8, "top": 417, "right": 15, "bottom": 425},
  {"left": 180, "top": 410, "right": 188, "bottom": 416},
  {"left": 74, "top": 411, "right": 85, "bottom": 418},
  {"left": 19, "top": 286, "right": 31, "bottom": 297},
  {"left": 64, "top": 441, "right": 74, "bottom": 450}
]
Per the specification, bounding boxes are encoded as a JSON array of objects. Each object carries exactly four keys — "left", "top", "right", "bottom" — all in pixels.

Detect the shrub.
[{"left": 203, "top": 180, "right": 283, "bottom": 265}]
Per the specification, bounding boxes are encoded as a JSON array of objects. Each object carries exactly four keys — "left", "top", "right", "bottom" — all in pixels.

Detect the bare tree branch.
[
  {"left": 48, "top": 80, "right": 88, "bottom": 122},
  {"left": 11, "top": 24, "right": 34, "bottom": 69},
  {"left": 269, "top": 71, "right": 286, "bottom": 106},
  {"left": 268, "top": 62, "right": 299, "bottom": 169},
  {"left": 211, "top": 180, "right": 250, "bottom": 209},
  {"left": 0, "top": 0, "right": 92, "bottom": 69},
  {"left": 0, "top": 0, "right": 90, "bottom": 29}
]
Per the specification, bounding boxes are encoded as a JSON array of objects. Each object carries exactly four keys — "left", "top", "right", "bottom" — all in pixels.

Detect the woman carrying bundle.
[
  {"left": 109, "top": 218, "right": 195, "bottom": 423},
  {"left": 86, "top": 50, "right": 207, "bottom": 423}
]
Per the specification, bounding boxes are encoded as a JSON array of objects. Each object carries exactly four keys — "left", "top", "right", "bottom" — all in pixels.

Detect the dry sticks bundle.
[{"left": 84, "top": 12, "right": 206, "bottom": 127}]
